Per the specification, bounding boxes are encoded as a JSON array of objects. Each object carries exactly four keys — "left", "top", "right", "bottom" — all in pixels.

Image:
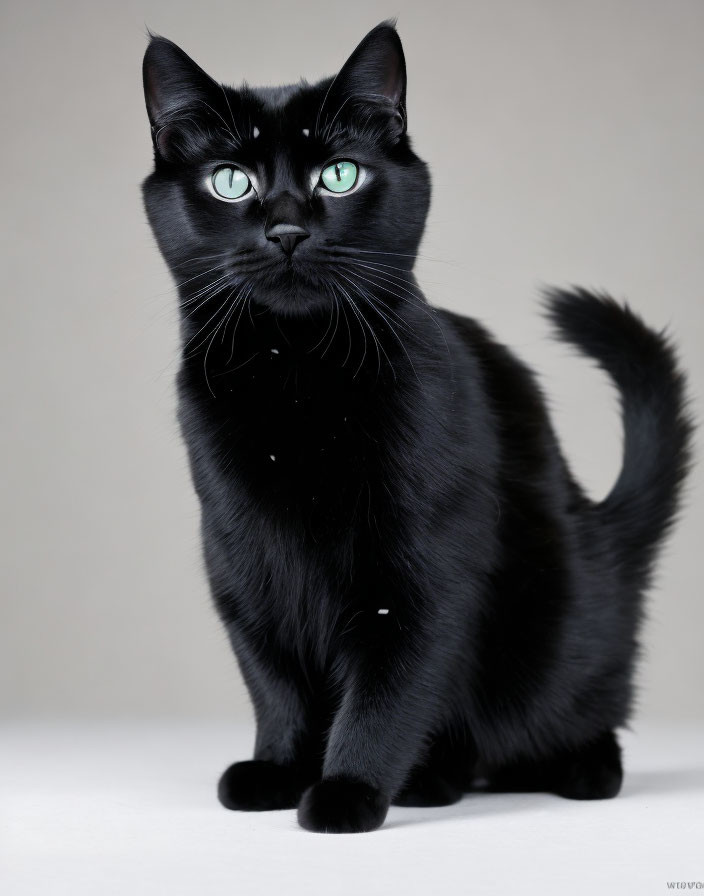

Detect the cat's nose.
[{"left": 265, "top": 222, "right": 310, "bottom": 255}]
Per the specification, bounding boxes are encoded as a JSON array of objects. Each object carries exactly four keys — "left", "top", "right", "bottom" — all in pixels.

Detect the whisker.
[
  {"left": 332, "top": 247, "right": 419, "bottom": 260},
  {"left": 219, "top": 282, "right": 250, "bottom": 348},
  {"left": 315, "top": 67, "right": 344, "bottom": 139},
  {"left": 227, "top": 283, "right": 255, "bottom": 365},
  {"left": 363, "top": 297, "right": 421, "bottom": 386},
  {"left": 194, "top": 98, "right": 242, "bottom": 148},
  {"left": 203, "top": 296, "right": 235, "bottom": 397},
  {"left": 346, "top": 259, "right": 425, "bottom": 291},
  {"left": 179, "top": 276, "right": 234, "bottom": 322},
  {"left": 334, "top": 278, "right": 379, "bottom": 378},
  {"left": 336, "top": 271, "right": 421, "bottom": 386},
  {"left": 307, "top": 294, "right": 338, "bottom": 355},
  {"left": 351, "top": 247, "right": 455, "bottom": 266},
  {"left": 320, "top": 296, "right": 340, "bottom": 358},
  {"left": 172, "top": 263, "right": 230, "bottom": 293},
  {"left": 326, "top": 246, "right": 456, "bottom": 267},
  {"left": 179, "top": 271, "right": 233, "bottom": 308},
  {"left": 321, "top": 94, "right": 354, "bottom": 141},
  {"left": 334, "top": 276, "right": 388, "bottom": 381},
  {"left": 183, "top": 286, "right": 238, "bottom": 356},
  {"left": 334, "top": 281, "right": 369, "bottom": 379},
  {"left": 217, "top": 84, "right": 244, "bottom": 145},
  {"left": 247, "top": 292, "right": 256, "bottom": 328},
  {"left": 342, "top": 264, "right": 451, "bottom": 362},
  {"left": 170, "top": 250, "right": 236, "bottom": 271},
  {"left": 321, "top": 294, "right": 342, "bottom": 360},
  {"left": 340, "top": 258, "right": 418, "bottom": 275},
  {"left": 336, "top": 289, "right": 354, "bottom": 368},
  {"left": 344, "top": 263, "right": 434, "bottom": 318},
  {"left": 336, "top": 269, "right": 413, "bottom": 338}
]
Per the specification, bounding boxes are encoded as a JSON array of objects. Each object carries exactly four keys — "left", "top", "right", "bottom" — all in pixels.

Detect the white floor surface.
[{"left": 2, "top": 721, "right": 703, "bottom": 895}]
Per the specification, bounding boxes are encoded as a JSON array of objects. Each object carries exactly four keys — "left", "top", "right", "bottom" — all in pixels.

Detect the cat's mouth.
[
  {"left": 237, "top": 258, "right": 340, "bottom": 316},
  {"left": 192, "top": 249, "right": 350, "bottom": 317}
]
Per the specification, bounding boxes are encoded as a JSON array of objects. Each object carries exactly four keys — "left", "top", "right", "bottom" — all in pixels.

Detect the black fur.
[{"left": 141, "top": 23, "right": 692, "bottom": 833}]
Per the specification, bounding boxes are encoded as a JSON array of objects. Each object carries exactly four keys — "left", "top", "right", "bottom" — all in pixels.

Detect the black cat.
[{"left": 141, "top": 22, "right": 691, "bottom": 833}]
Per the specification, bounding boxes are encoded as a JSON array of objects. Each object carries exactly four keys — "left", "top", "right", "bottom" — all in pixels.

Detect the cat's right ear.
[{"left": 143, "top": 35, "right": 214, "bottom": 156}]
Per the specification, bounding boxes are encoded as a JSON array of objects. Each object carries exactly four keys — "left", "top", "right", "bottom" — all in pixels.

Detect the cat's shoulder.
[
  {"left": 435, "top": 307, "right": 525, "bottom": 367},
  {"left": 435, "top": 305, "right": 545, "bottom": 405}
]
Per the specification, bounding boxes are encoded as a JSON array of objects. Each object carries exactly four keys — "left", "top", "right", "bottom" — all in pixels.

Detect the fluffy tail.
[{"left": 544, "top": 287, "right": 693, "bottom": 584}]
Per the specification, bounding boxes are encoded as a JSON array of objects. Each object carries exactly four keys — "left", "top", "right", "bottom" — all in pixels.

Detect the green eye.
[
  {"left": 321, "top": 160, "right": 358, "bottom": 193},
  {"left": 211, "top": 165, "right": 251, "bottom": 200}
]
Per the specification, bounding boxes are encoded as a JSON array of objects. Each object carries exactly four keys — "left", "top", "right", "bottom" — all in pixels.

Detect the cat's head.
[{"left": 142, "top": 22, "right": 430, "bottom": 318}]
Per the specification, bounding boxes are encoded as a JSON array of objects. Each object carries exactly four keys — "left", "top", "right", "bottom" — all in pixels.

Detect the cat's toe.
[
  {"left": 297, "top": 778, "right": 389, "bottom": 833},
  {"left": 218, "top": 760, "right": 309, "bottom": 811}
]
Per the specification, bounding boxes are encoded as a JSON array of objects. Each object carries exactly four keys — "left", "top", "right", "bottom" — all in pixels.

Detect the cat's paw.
[
  {"left": 553, "top": 732, "right": 623, "bottom": 800},
  {"left": 393, "top": 769, "right": 463, "bottom": 807},
  {"left": 218, "top": 760, "right": 310, "bottom": 811},
  {"left": 297, "top": 778, "right": 389, "bottom": 833}
]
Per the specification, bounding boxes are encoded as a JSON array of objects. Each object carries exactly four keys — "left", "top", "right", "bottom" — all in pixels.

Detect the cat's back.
[{"left": 438, "top": 306, "right": 585, "bottom": 507}]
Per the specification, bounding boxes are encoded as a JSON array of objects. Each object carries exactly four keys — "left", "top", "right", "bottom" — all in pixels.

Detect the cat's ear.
[
  {"left": 143, "top": 35, "right": 215, "bottom": 155},
  {"left": 331, "top": 21, "right": 407, "bottom": 138}
]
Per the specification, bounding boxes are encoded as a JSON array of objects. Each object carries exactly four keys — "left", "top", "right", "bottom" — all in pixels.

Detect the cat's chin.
[{"left": 252, "top": 273, "right": 338, "bottom": 318}]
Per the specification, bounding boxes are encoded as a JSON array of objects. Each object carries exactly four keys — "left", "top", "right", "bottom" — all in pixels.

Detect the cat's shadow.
[
  {"left": 622, "top": 767, "right": 704, "bottom": 797},
  {"left": 383, "top": 767, "right": 704, "bottom": 830},
  {"left": 384, "top": 790, "right": 555, "bottom": 829}
]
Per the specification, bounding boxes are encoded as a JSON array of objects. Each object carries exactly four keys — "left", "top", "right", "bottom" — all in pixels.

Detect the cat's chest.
[{"left": 185, "top": 348, "right": 383, "bottom": 505}]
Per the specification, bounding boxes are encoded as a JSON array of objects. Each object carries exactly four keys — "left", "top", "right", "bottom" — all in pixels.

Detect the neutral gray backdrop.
[{"left": 1, "top": 0, "right": 702, "bottom": 722}]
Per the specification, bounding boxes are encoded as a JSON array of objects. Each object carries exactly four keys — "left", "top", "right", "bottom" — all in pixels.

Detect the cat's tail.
[{"left": 544, "top": 287, "right": 693, "bottom": 584}]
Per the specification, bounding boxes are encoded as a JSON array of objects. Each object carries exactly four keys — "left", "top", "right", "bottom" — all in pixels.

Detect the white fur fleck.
[
  {"left": 377, "top": 609, "right": 389, "bottom": 615},
  {"left": 253, "top": 126, "right": 260, "bottom": 138},
  {"left": 302, "top": 128, "right": 310, "bottom": 137}
]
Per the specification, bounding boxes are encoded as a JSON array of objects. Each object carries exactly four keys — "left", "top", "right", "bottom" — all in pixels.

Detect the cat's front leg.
[
  {"left": 297, "top": 592, "right": 456, "bottom": 833},
  {"left": 218, "top": 627, "right": 323, "bottom": 811}
]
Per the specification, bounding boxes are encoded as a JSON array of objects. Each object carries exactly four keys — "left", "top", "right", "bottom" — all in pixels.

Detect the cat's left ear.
[
  {"left": 143, "top": 35, "right": 215, "bottom": 125},
  {"left": 143, "top": 35, "right": 216, "bottom": 156},
  {"left": 330, "top": 21, "right": 407, "bottom": 139}
]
